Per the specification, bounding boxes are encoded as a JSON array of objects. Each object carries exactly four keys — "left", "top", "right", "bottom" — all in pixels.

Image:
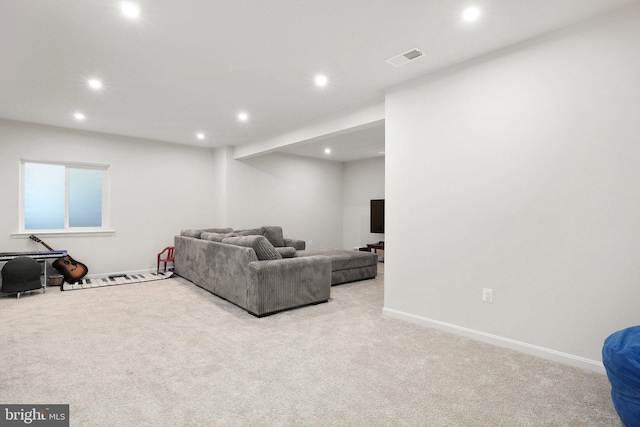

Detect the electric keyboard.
[{"left": 0, "top": 250, "right": 67, "bottom": 262}]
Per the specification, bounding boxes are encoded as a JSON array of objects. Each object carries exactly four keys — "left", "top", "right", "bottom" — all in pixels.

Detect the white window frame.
[{"left": 16, "top": 159, "right": 114, "bottom": 236}]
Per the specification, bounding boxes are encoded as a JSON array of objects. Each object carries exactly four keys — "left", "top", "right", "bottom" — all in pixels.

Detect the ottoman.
[
  {"left": 296, "top": 249, "right": 378, "bottom": 285},
  {"left": 603, "top": 326, "right": 640, "bottom": 427}
]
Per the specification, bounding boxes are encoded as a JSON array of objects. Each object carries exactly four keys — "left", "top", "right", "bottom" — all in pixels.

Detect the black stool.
[{"left": 1, "top": 257, "right": 45, "bottom": 299}]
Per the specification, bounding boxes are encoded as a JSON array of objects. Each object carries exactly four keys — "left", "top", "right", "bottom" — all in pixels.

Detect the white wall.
[
  {"left": 0, "top": 119, "right": 218, "bottom": 276},
  {"left": 210, "top": 145, "right": 230, "bottom": 227},
  {"left": 224, "top": 151, "right": 385, "bottom": 250},
  {"left": 342, "top": 156, "right": 385, "bottom": 249},
  {"left": 0, "top": 119, "right": 348, "bottom": 280},
  {"left": 384, "top": 6, "right": 640, "bottom": 371},
  {"left": 225, "top": 151, "right": 344, "bottom": 249}
]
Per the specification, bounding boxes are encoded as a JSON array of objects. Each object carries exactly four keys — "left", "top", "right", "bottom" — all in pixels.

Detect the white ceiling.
[
  {"left": 278, "top": 122, "right": 385, "bottom": 163},
  {"left": 0, "top": 0, "right": 636, "bottom": 162}
]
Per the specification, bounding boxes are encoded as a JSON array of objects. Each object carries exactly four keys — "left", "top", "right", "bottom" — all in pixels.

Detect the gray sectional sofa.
[
  {"left": 175, "top": 227, "right": 331, "bottom": 317},
  {"left": 174, "top": 226, "right": 378, "bottom": 316}
]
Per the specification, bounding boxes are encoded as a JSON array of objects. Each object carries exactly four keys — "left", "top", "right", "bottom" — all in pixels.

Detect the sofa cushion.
[
  {"left": 223, "top": 235, "right": 282, "bottom": 261},
  {"left": 261, "top": 226, "right": 285, "bottom": 247},
  {"left": 201, "top": 232, "right": 235, "bottom": 242},
  {"left": 276, "top": 247, "right": 297, "bottom": 258},
  {"left": 234, "top": 228, "right": 263, "bottom": 236},
  {"left": 202, "top": 227, "right": 233, "bottom": 234},
  {"left": 180, "top": 229, "right": 203, "bottom": 238}
]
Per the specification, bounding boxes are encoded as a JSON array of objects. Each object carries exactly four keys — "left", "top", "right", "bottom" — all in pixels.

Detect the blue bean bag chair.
[{"left": 603, "top": 326, "right": 640, "bottom": 427}]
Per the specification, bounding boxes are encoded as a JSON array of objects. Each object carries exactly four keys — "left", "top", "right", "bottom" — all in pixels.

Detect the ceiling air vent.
[{"left": 386, "top": 48, "right": 424, "bottom": 67}]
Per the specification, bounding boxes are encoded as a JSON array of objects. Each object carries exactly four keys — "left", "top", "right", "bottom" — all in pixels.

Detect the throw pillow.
[
  {"left": 180, "top": 229, "right": 203, "bottom": 238},
  {"left": 276, "top": 247, "right": 296, "bottom": 258},
  {"left": 222, "top": 235, "right": 282, "bottom": 261},
  {"left": 261, "top": 226, "right": 285, "bottom": 247},
  {"left": 201, "top": 232, "right": 235, "bottom": 242}
]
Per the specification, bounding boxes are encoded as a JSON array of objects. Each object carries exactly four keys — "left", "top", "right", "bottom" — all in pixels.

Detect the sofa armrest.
[
  {"left": 284, "top": 238, "right": 305, "bottom": 250},
  {"left": 246, "top": 256, "right": 330, "bottom": 316}
]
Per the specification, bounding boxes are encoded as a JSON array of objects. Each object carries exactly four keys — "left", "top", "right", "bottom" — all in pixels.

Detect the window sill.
[{"left": 11, "top": 230, "right": 116, "bottom": 238}]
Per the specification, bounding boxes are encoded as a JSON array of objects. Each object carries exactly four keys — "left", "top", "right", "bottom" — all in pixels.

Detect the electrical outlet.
[
  {"left": 308, "top": 239, "right": 312, "bottom": 249},
  {"left": 482, "top": 288, "right": 493, "bottom": 303}
]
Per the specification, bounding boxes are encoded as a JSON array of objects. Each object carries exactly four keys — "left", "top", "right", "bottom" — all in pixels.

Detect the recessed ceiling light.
[
  {"left": 315, "top": 74, "right": 328, "bottom": 87},
  {"left": 120, "top": 2, "right": 140, "bottom": 19},
  {"left": 196, "top": 133, "right": 205, "bottom": 140},
  {"left": 324, "top": 148, "right": 331, "bottom": 154},
  {"left": 88, "top": 79, "right": 102, "bottom": 89},
  {"left": 462, "top": 6, "right": 481, "bottom": 23},
  {"left": 238, "top": 112, "right": 249, "bottom": 122},
  {"left": 73, "top": 112, "right": 85, "bottom": 121}
]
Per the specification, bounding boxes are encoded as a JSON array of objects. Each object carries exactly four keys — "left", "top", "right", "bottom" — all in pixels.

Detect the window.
[{"left": 20, "top": 160, "right": 110, "bottom": 233}]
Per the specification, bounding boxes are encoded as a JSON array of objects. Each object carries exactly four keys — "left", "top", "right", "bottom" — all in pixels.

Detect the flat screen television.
[{"left": 370, "top": 199, "right": 385, "bottom": 234}]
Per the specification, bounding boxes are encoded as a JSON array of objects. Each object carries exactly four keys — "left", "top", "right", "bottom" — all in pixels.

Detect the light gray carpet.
[{"left": 0, "top": 265, "right": 622, "bottom": 426}]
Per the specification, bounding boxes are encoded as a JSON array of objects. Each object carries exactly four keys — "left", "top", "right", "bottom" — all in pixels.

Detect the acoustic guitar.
[{"left": 29, "top": 235, "right": 88, "bottom": 283}]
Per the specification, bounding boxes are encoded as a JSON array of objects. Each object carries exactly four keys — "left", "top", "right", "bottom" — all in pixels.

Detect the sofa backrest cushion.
[
  {"left": 222, "top": 235, "right": 282, "bottom": 261},
  {"left": 203, "top": 227, "right": 234, "bottom": 234},
  {"left": 201, "top": 231, "right": 236, "bottom": 242},
  {"left": 180, "top": 229, "right": 203, "bottom": 238},
  {"left": 261, "top": 226, "right": 285, "bottom": 247},
  {"left": 234, "top": 228, "right": 263, "bottom": 236}
]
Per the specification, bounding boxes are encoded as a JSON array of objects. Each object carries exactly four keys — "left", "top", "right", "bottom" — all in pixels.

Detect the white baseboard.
[{"left": 382, "top": 307, "right": 605, "bottom": 374}]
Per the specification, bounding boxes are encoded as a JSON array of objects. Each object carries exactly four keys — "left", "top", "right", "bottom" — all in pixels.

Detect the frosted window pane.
[
  {"left": 24, "top": 163, "right": 65, "bottom": 230},
  {"left": 69, "top": 168, "right": 102, "bottom": 227}
]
